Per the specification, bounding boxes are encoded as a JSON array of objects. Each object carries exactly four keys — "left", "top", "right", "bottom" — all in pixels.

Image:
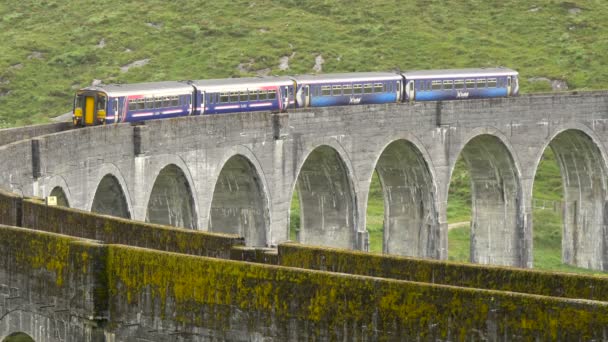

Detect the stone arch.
[
  {"left": 452, "top": 132, "right": 523, "bottom": 266},
  {"left": 91, "top": 174, "right": 131, "bottom": 219},
  {"left": 49, "top": 186, "right": 69, "bottom": 207},
  {"left": 372, "top": 139, "right": 438, "bottom": 258},
  {"left": 2, "top": 332, "right": 35, "bottom": 342},
  {"left": 291, "top": 144, "right": 357, "bottom": 249},
  {"left": 145, "top": 164, "right": 197, "bottom": 229},
  {"left": 42, "top": 175, "right": 71, "bottom": 207},
  {"left": 209, "top": 154, "right": 269, "bottom": 246},
  {"left": 535, "top": 127, "right": 608, "bottom": 270}
]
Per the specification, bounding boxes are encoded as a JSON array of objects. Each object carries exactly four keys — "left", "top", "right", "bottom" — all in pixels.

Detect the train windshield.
[{"left": 73, "top": 91, "right": 107, "bottom": 126}]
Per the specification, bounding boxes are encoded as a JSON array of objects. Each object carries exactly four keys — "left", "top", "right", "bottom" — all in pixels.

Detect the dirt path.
[{"left": 448, "top": 221, "right": 470, "bottom": 230}]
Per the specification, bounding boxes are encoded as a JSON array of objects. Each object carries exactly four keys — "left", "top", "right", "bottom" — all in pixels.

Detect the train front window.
[{"left": 97, "top": 96, "right": 106, "bottom": 110}]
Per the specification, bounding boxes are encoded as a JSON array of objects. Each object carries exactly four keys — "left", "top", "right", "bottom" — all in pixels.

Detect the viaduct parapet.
[{"left": 1, "top": 92, "right": 608, "bottom": 271}]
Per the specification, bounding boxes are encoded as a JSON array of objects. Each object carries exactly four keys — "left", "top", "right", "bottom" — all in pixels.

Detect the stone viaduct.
[{"left": 2, "top": 91, "right": 608, "bottom": 271}]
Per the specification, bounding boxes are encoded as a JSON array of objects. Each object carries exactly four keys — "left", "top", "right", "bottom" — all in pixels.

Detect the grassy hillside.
[{"left": 2, "top": 0, "right": 608, "bottom": 126}]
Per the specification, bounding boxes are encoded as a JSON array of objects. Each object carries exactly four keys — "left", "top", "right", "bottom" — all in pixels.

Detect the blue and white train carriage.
[
  {"left": 73, "top": 81, "right": 195, "bottom": 125},
  {"left": 402, "top": 68, "right": 519, "bottom": 102},
  {"left": 192, "top": 76, "right": 295, "bottom": 115},
  {"left": 291, "top": 72, "right": 403, "bottom": 108},
  {"left": 72, "top": 67, "right": 519, "bottom": 126}
]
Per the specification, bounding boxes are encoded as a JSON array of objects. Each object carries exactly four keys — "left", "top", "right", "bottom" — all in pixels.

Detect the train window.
[
  {"left": 374, "top": 83, "right": 384, "bottom": 93},
  {"left": 260, "top": 91, "right": 268, "bottom": 100},
  {"left": 144, "top": 98, "right": 153, "bottom": 109},
  {"left": 321, "top": 86, "right": 331, "bottom": 96},
  {"left": 454, "top": 80, "right": 465, "bottom": 89},
  {"left": 431, "top": 81, "right": 442, "bottom": 90},
  {"left": 343, "top": 85, "right": 353, "bottom": 95},
  {"left": 171, "top": 96, "right": 179, "bottom": 106},
  {"left": 332, "top": 85, "right": 342, "bottom": 96},
  {"left": 239, "top": 91, "right": 248, "bottom": 101},
  {"left": 443, "top": 80, "right": 453, "bottom": 90},
  {"left": 249, "top": 90, "right": 258, "bottom": 101},
  {"left": 353, "top": 84, "right": 363, "bottom": 94},
  {"left": 488, "top": 78, "right": 497, "bottom": 88},
  {"left": 128, "top": 101, "right": 135, "bottom": 111},
  {"left": 466, "top": 79, "right": 475, "bottom": 88},
  {"left": 220, "top": 93, "right": 229, "bottom": 103},
  {"left": 154, "top": 98, "right": 162, "bottom": 108},
  {"left": 230, "top": 92, "right": 239, "bottom": 102},
  {"left": 98, "top": 97, "right": 106, "bottom": 110},
  {"left": 268, "top": 90, "right": 276, "bottom": 100},
  {"left": 113, "top": 101, "right": 118, "bottom": 113},
  {"left": 136, "top": 100, "right": 145, "bottom": 110},
  {"left": 364, "top": 84, "right": 373, "bottom": 94},
  {"left": 476, "top": 79, "right": 486, "bottom": 88}
]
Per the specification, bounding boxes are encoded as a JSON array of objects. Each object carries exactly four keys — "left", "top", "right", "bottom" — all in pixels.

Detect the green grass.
[{"left": 2, "top": 1, "right": 608, "bottom": 126}]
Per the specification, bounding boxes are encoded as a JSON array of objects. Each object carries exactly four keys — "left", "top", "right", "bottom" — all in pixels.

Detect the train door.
[
  {"left": 405, "top": 80, "right": 415, "bottom": 102},
  {"left": 281, "top": 86, "right": 289, "bottom": 110},
  {"left": 85, "top": 96, "right": 95, "bottom": 125},
  {"left": 73, "top": 92, "right": 106, "bottom": 126},
  {"left": 303, "top": 85, "right": 310, "bottom": 107},
  {"left": 200, "top": 91, "right": 206, "bottom": 114},
  {"left": 507, "top": 76, "right": 512, "bottom": 96}
]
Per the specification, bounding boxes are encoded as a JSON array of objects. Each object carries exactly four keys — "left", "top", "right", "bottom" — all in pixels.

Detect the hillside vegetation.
[{"left": 1, "top": 0, "right": 608, "bottom": 126}]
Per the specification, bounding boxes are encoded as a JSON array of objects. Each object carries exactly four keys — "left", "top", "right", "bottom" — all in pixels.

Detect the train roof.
[
  {"left": 80, "top": 81, "right": 194, "bottom": 97},
  {"left": 192, "top": 76, "right": 293, "bottom": 90},
  {"left": 290, "top": 72, "right": 403, "bottom": 84},
  {"left": 401, "top": 68, "right": 518, "bottom": 80}
]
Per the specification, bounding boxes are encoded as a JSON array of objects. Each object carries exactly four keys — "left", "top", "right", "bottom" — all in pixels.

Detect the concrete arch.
[
  {"left": 371, "top": 138, "right": 439, "bottom": 258},
  {"left": 42, "top": 175, "right": 71, "bottom": 207},
  {"left": 49, "top": 186, "right": 69, "bottom": 207},
  {"left": 145, "top": 164, "right": 198, "bottom": 229},
  {"left": 91, "top": 174, "right": 131, "bottom": 219},
  {"left": 534, "top": 125, "right": 608, "bottom": 270},
  {"left": 451, "top": 130, "right": 524, "bottom": 267},
  {"left": 86, "top": 163, "right": 133, "bottom": 217},
  {"left": 2, "top": 332, "right": 35, "bottom": 342},
  {"left": 291, "top": 143, "right": 357, "bottom": 249},
  {"left": 208, "top": 153, "right": 269, "bottom": 246}
]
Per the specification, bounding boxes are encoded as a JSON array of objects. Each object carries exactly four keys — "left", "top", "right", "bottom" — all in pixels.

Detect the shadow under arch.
[
  {"left": 3, "top": 332, "right": 35, "bottom": 342},
  {"left": 208, "top": 154, "right": 269, "bottom": 246},
  {"left": 146, "top": 164, "right": 197, "bottom": 229},
  {"left": 91, "top": 174, "right": 131, "bottom": 219},
  {"left": 49, "top": 186, "right": 70, "bottom": 207},
  {"left": 454, "top": 133, "right": 523, "bottom": 267},
  {"left": 291, "top": 145, "right": 356, "bottom": 249},
  {"left": 538, "top": 129, "right": 608, "bottom": 270},
  {"left": 373, "top": 139, "right": 438, "bottom": 258}
]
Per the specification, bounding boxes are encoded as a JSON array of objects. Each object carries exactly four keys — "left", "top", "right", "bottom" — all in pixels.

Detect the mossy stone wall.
[
  {"left": 21, "top": 198, "right": 244, "bottom": 258},
  {"left": 107, "top": 244, "right": 608, "bottom": 340},
  {"left": 278, "top": 243, "right": 608, "bottom": 301},
  {"left": 0, "top": 189, "right": 20, "bottom": 226}
]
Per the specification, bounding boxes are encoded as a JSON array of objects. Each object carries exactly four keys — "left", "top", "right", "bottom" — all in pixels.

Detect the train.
[{"left": 72, "top": 67, "right": 519, "bottom": 126}]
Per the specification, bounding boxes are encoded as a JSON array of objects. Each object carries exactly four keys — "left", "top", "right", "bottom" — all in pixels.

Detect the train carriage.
[
  {"left": 73, "top": 81, "right": 195, "bottom": 126},
  {"left": 291, "top": 72, "right": 403, "bottom": 108},
  {"left": 402, "top": 68, "right": 519, "bottom": 102},
  {"left": 192, "top": 77, "right": 295, "bottom": 115}
]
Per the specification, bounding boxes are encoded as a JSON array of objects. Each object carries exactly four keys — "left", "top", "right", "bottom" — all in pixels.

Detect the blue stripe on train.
[
  {"left": 415, "top": 88, "right": 507, "bottom": 101},
  {"left": 310, "top": 93, "right": 397, "bottom": 107}
]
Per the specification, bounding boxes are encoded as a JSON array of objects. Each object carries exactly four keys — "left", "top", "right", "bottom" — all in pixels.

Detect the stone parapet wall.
[{"left": 278, "top": 242, "right": 608, "bottom": 301}]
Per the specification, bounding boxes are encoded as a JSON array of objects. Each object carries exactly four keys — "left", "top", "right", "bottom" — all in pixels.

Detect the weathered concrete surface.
[
  {"left": 1, "top": 92, "right": 608, "bottom": 270},
  {"left": 2, "top": 225, "right": 608, "bottom": 342}
]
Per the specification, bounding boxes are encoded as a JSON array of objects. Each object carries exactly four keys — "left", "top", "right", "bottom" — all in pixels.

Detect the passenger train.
[{"left": 72, "top": 68, "right": 519, "bottom": 126}]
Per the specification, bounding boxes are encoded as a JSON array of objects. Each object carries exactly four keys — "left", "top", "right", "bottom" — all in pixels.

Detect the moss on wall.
[
  {"left": 106, "top": 244, "right": 608, "bottom": 340},
  {"left": 277, "top": 243, "right": 608, "bottom": 301},
  {"left": 0, "top": 189, "right": 21, "bottom": 226},
  {"left": 21, "top": 199, "right": 244, "bottom": 259},
  {"left": 0, "top": 225, "right": 76, "bottom": 288}
]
